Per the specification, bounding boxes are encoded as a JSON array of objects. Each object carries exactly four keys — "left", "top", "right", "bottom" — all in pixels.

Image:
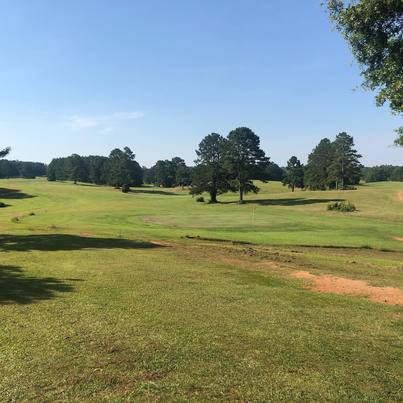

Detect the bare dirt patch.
[
  {"left": 397, "top": 191, "right": 403, "bottom": 202},
  {"left": 293, "top": 271, "right": 403, "bottom": 305},
  {"left": 394, "top": 237, "right": 403, "bottom": 242}
]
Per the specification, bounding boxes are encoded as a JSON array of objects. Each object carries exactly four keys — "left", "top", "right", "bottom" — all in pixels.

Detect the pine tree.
[
  {"left": 225, "top": 127, "right": 270, "bottom": 203},
  {"left": 107, "top": 147, "right": 142, "bottom": 190},
  {"left": 190, "top": 133, "right": 232, "bottom": 203},
  {"left": 304, "top": 138, "right": 334, "bottom": 190},
  {"left": 282, "top": 156, "right": 304, "bottom": 192},
  {"left": 328, "top": 132, "right": 362, "bottom": 189}
]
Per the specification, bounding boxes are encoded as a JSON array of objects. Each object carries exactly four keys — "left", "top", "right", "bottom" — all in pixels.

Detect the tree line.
[
  {"left": 0, "top": 160, "right": 47, "bottom": 179},
  {"left": 362, "top": 165, "right": 403, "bottom": 183},
  {"left": 45, "top": 127, "right": 402, "bottom": 203},
  {"left": 303, "top": 132, "right": 362, "bottom": 190},
  {"left": 47, "top": 147, "right": 142, "bottom": 192}
]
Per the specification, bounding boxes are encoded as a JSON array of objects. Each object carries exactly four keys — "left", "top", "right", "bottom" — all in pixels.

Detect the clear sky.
[{"left": 0, "top": 0, "right": 401, "bottom": 167}]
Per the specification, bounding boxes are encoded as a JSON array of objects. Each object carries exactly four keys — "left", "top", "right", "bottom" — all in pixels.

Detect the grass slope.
[{"left": 0, "top": 178, "right": 402, "bottom": 401}]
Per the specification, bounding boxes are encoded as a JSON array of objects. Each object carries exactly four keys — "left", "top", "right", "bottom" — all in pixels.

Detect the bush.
[
  {"left": 0, "top": 202, "right": 6, "bottom": 208},
  {"left": 327, "top": 201, "right": 356, "bottom": 212},
  {"left": 196, "top": 196, "right": 205, "bottom": 203},
  {"left": 121, "top": 184, "right": 130, "bottom": 193}
]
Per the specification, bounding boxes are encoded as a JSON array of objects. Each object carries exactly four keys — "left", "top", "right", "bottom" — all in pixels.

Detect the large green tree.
[
  {"left": 225, "top": 127, "right": 270, "bottom": 203},
  {"left": 190, "top": 133, "right": 232, "bottom": 203},
  {"left": 108, "top": 147, "right": 142, "bottom": 190},
  {"left": 153, "top": 160, "right": 176, "bottom": 187},
  {"left": 327, "top": 0, "right": 403, "bottom": 145},
  {"left": 282, "top": 156, "right": 304, "bottom": 192},
  {"left": 328, "top": 132, "right": 362, "bottom": 188},
  {"left": 304, "top": 138, "right": 334, "bottom": 190}
]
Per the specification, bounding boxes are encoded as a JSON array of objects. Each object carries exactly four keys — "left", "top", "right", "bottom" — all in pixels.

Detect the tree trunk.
[
  {"left": 291, "top": 185, "right": 295, "bottom": 192},
  {"left": 239, "top": 188, "right": 244, "bottom": 204},
  {"left": 210, "top": 190, "right": 217, "bottom": 203}
]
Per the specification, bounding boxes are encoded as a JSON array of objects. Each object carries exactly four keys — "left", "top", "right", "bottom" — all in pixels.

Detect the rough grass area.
[{"left": 0, "top": 178, "right": 402, "bottom": 401}]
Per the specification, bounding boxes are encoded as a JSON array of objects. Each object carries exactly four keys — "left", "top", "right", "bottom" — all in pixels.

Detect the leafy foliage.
[
  {"left": 394, "top": 127, "right": 403, "bottom": 146},
  {"left": 327, "top": 200, "right": 357, "bottom": 212},
  {"left": 326, "top": 0, "right": 403, "bottom": 145}
]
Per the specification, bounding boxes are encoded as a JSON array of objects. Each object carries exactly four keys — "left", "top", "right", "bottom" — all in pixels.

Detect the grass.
[{"left": 0, "top": 178, "right": 402, "bottom": 401}]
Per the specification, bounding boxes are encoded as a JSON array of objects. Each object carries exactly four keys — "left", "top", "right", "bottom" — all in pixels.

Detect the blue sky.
[{"left": 0, "top": 0, "right": 401, "bottom": 167}]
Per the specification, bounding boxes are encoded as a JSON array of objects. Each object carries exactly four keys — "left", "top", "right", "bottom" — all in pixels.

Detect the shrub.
[
  {"left": 0, "top": 202, "right": 6, "bottom": 208},
  {"left": 196, "top": 196, "right": 205, "bottom": 203},
  {"left": 11, "top": 216, "right": 20, "bottom": 223},
  {"left": 121, "top": 184, "right": 130, "bottom": 193},
  {"left": 327, "top": 201, "right": 356, "bottom": 212}
]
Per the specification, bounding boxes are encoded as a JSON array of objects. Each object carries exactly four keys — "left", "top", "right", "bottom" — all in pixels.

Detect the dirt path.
[
  {"left": 397, "top": 191, "right": 403, "bottom": 201},
  {"left": 293, "top": 271, "right": 403, "bottom": 305}
]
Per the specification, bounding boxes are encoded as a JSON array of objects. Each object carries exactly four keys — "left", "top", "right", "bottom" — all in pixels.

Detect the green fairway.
[
  {"left": 1, "top": 178, "right": 402, "bottom": 401},
  {"left": 1, "top": 178, "right": 402, "bottom": 250}
]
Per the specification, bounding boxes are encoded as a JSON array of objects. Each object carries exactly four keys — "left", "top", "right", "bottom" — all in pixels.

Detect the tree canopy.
[
  {"left": 225, "top": 127, "right": 270, "bottom": 203},
  {"left": 304, "top": 138, "right": 334, "bottom": 190},
  {"left": 190, "top": 133, "right": 233, "bottom": 203},
  {"left": 328, "top": 132, "right": 363, "bottom": 189},
  {"left": 282, "top": 156, "right": 304, "bottom": 192},
  {"left": 327, "top": 0, "right": 403, "bottom": 145},
  {"left": 305, "top": 133, "right": 362, "bottom": 189},
  {"left": 47, "top": 147, "right": 142, "bottom": 191}
]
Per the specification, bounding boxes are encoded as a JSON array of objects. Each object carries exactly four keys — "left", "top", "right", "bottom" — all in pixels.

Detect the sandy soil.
[
  {"left": 397, "top": 191, "right": 403, "bottom": 201},
  {"left": 293, "top": 271, "right": 403, "bottom": 305}
]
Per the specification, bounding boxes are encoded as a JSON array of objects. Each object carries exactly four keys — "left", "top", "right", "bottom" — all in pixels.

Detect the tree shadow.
[
  {"left": 221, "top": 198, "right": 345, "bottom": 206},
  {"left": 76, "top": 183, "right": 103, "bottom": 187},
  {"left": 0, "top": 188, "right": 35, "bottom": 199},
  {"left": 129, "top": 189, "right": 180, "bottom": 196},
  {"left": 0, "top": 234, "right": 164, "bottom": 252},
  {"left": 0, "top": 265, "right": 75, "bottom": 304}
]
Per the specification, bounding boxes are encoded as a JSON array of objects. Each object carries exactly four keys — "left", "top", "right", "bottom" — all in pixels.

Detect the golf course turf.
[{"left": 0, "top": 178, "right": 402, "bottom": 401}]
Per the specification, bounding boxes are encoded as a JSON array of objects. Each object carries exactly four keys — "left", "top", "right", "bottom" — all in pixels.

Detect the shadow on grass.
[
  {"left": 76, "top": 183, "right": 103, "bottom": 187},
  {"left": 0, "top": 234, "right": 164, "bottom": 252},
  {"left": 0, "top": 265, "right": 74, "bottom": 304},
  {"left": 0, "top": 188, "right": 35, "bottom": 199},
  {"left": 221, "top": 198, "right": 345, "bottom": 206},
  {"left": 129, "top": 189, "right": 180, "bottom": 196}
]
